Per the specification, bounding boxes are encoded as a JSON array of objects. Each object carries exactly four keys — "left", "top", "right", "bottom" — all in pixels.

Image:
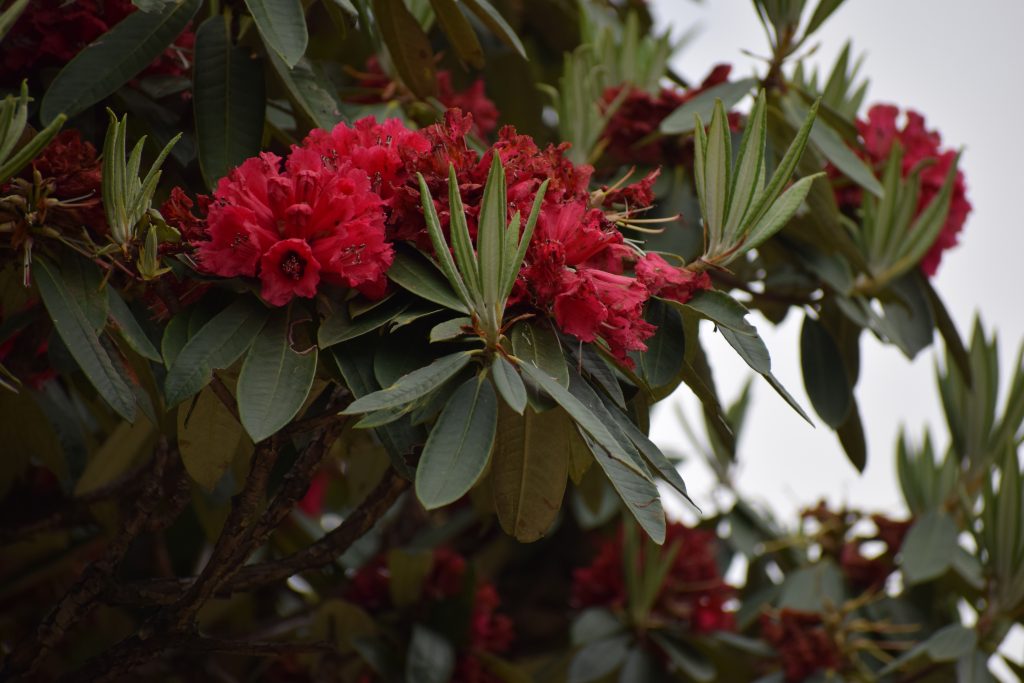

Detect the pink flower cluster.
[{"left": 837, "top": 104, "right": 971, "bottom": 277}]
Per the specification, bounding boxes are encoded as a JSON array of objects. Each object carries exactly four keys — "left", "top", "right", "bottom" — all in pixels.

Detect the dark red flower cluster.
[
  {"left": 348, "top": 57, "right": 500, "bottom": 137},
  {"left": 839, "top": 514, "right": 912, "bottom": 590},
  {"left": 347, "top": 548, "right": 514, "bottom": 683},
  {"left": 181, "top": 110, "right": 708, "bottom": 359},
  {"left": 1, "top": 129, "right": 106, "bottom": 264},
  {"left": 760, "top": 609, "right": 842, "bottom": 682},
  {"left": 192, "top": 118, "right": 413, "bottom": 304},
  {"left": 571, "top": 522, "right": 734, "bottom": 633},
  {"left": 0, "top": 305, "right": 56, "bottom": 390},
  {"left": 800, "top": 502, "right": 912, "bottom": 591},
  {"left": 601, "top": 64, "right": 735, "bottom": 166},
  {"left": 0, "top": 0, "right": 193, "bottom": 84},
  {"left": 408, "top": 111, "right": 709, "bottom": 364},
  {"left": 835, "top": 104, "right": 971, "bottom": 277}
]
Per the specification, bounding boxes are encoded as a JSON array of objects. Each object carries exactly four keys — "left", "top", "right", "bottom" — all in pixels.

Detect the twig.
[
  {"left": 105, "top": 462, "right": 410, "bottom": 606},
  {"left": 1, "top": 440, "right": 178, "bottom": 680}
]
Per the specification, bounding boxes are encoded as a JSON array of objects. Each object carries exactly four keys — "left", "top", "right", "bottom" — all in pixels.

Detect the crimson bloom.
[
  {"left": 836, "top": 104, "right": 971, "bottom": 277},
  {"left": 194, "top": 148, "right": 391, "bottom": 306},
  {"left": 572, "top": 522, "right": 735, "bottom": 633},
  {"left": 760, "top": 609, "right": 842, "bottom": 682}
]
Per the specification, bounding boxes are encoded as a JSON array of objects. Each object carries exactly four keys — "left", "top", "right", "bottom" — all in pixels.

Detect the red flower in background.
[
  {"left": 601, "top": 64, "right": 735, "bottom": 166},
  {"left": 0, "top": 0, "right": 193, "bottom": 85},
  {"left": 572, "top": 522, "right": 735, "bottom": 633},
  {"left": 836, "top": 104, "right": 971, "bottom": 277},
  {"left": 347, "top": 548, "right": 514, "bottom": 683},
  {"left": 760, "top": 609, "right": 842, "bottom": 682},
  {"left": 347, "top": 57, "right": 500, "bottom": 138}
]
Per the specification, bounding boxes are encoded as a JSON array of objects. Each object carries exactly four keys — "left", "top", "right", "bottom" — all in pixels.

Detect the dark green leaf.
[
  {"left": 899, "top": 510, "right": 959, "bottom": 585},
  {"left": 511, "top": 320, "right": 568, "bottom": 388},
  {"left": 643, "top": 299, "right": 685, "bottom": 389},
  {"left": 683, "top": 290, "right": 757, "bottom": 336},
  {"left": 34, "top": 258, "right": 136, "bottom": 421},
  {"left": 721, "top": 326, "right": 771, "bottom": 374},
  {"left": 344, "top": 351, "right": 474, "bottom": 414},
  {"left": 405, "top": 625, "right": 455, "bottom": 683},
  {"left": 428, "top": 0, "right": 484, "bottom": 68},
  {"left": 650, "top": 633, "right": 715, "bottom": 682},
  {"left": 318, "top": 297, "right": 409, "bottom": 348},
  {"left": 805, "top": 106, "right": 882, "bottom": 197},
  {"left": 571, "top": 608, "right": 624, "bottom": 646},
  {"left": 40, "top": 0, "right": 201, "bottom": 123},
  {"left": 836, "top": 400, "right": 867, "bottom": 472},
  {"left": 243, "top": 0, "right": 308, "bottom": 68},
  {"left": 107, "top": 289, "right": 161, "bottom": 362},
  {"left": 372, "top": 0, "right": 436, "bottom": 98},
  {"left": 568, "top": 635, "right": 631, "bottom": 683},
  {"left": 268, "top": 52, "right": 345, "bottom": 130},
  {"left": 880, "top": 271, "right": 935, "bottom": 360},
  {"left": 879, "top": 624, "right": 976, "bottom": 676},
  {"left": 491, "top": 355, "right": 527, "bottom": 414},
  {"left": 415, "top": 374, "right": 497, "bottom": 509},
  {"left": 193, "top": 16, "right": 266, "bottom": 189},
  {"left": 586, "top": 435, "right": 665, "bottom": 545},
  {"left": 461, "top": 0, "right": 526, "bottom": 60},
  {"left": 237, "top": 311, "right": 318, "bottom": 442},
  {"left": 660, "top": 78, "right": 757, "bottom": 135},
  {"left": 923, "top": 278, "right": 971, "bottom": 387},
  {"left": 778, "top": 561, "right": 846, "bottom": 612},
  {"left": 388, "top": 248, "right": 469, "bottom": 314},
  {"left": 164, "top": 297, "right": 269, "bottom": 407},
  {"left": 800, "top": 315, "right": 852, "bottom": 428}
]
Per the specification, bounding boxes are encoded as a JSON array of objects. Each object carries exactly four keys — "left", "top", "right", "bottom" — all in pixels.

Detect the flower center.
[{"left": 279, "top": 251, "right": 306, "bottom": 280}]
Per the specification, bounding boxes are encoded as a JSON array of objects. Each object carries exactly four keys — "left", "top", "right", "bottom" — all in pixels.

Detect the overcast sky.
[{"left": 645, "top": 1, "right": 1024, "bottom": 676}]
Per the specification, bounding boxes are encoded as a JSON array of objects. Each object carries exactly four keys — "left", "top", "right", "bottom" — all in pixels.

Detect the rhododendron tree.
[{"left": 0, "top": 0, "right": 1019, "bottom": 682}]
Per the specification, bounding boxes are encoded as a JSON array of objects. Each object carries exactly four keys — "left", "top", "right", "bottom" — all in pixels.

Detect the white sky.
[{"left": 646, "top": 0, "right": 1024, "bottom": 676}]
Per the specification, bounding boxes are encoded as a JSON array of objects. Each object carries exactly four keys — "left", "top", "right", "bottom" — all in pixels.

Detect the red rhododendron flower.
[
  {"left": 836, "top": 104, "right": 971, "bottom": 276},
  {"left": 572, "top": 522, "right": 734, "bottom": 633},
  {"left": 259, "top": 238, "right": 321, "bottom": 305},
  {"left": 348, "top": 57, "right": 500, "bottom": 137},
  {"left": 635, "top": 252, "right": 712, "bottom": 304},
  {"left": 760, "top": 609, "right": 842, "bottom": 682},
  {"left": 601, "top": 64, "right": 734, "bottom": 166},
  {"left": 193, "top": 148, "right": 391, "bottom": 305}
]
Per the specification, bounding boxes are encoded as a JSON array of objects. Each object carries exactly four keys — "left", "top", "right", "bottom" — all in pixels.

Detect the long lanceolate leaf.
[
  {"left": 0, "top": 84, "right": 66, "bottom": 184},
  {"left": 193, "top": 16, "right": 266, "bottom": 189},
  {"left": 35, "top": 258, "right": 137, "bottom": 421},
  {"left": 102, "top": 111, "right": 180, "bottom": 248},
  {"left": 693, "top": 90, "right": 820, "bottom": 267},
  {"left": 164, "top": 298, "right": 270, "bottom": 407},
  {"left": 417, "top": 173, "right": 475, "bottom": 309},
  {"left": 343, "top": 351, "right": 475, "bottom": 414},
  {"left": 40, "top": 0, "right": 201, "bottom": 124},
  {"left": 415, "top": 374, "right": 498, "bottom": 509},
  {"left": 243, "top": 0, "right": 308, "bottom": 68},
  {"left": 519, "top": 362, "right": 666, "bottom": 543}
]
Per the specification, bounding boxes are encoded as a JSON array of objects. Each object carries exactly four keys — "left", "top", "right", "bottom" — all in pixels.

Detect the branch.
[
  {"left": 1, "top": 440, "right": 181, "bottom": 680},
  {"left": 65, "top": 464, "right": 408, "bottom": 682},
  {"left": 105, "top": 465, "right": 410, "bottom": 606}
]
